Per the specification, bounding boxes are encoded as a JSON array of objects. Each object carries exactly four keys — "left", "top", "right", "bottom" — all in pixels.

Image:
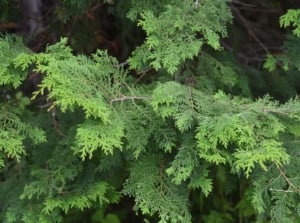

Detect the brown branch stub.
[{"left": 0, "top": 23, "right": 18, "bottom": 30}]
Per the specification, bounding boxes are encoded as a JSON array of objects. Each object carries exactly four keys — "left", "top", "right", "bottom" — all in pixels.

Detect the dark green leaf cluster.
[
  {"left": 0, "top": 36, "right": 31, "bottom": 88},
  {"left": 123, "top": 155, "right": 191, "bottom": 223}
]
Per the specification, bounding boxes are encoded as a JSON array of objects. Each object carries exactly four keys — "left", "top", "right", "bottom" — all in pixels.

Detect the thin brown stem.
[
  {"left": 277, "top": 167, "right": 300, "bottom": 194},
  {"left": 110, "top": 95, "right": 150, "bottom": 104},
  {"left": 231, "top": 6, "right": 270, "bottom": 54}
]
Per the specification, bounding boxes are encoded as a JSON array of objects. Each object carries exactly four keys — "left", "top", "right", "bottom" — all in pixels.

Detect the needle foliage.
[{"left": 1, "top": 0, "right": 300, "bottom": 222}]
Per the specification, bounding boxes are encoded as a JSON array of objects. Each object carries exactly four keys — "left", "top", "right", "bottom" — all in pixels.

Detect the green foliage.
[
  {"left": 129, "top": 0, "right": 232, "bottom": 74},
  {"left": 280, "top": 9, "right": 300, "bottom": 37},
  {"left": 41, "top": 182, "right": 115, "bottom": 214},
  {"left": 2, "top": 1, "right": 300, "bottom": 223},
  {"left": 74, "top": 116, "right": 124, "bottom": 158},
  {"left": 0, "top": 36, "right": 31, "bottom": 88},
  {"left": 0, "top": 104, "right": 46, "bottom": 162},
  {"left": 265, "top": 9, "right": 300, "bottom": 73},
  {"left": 0, "top": 71, "right": 46, "bottom": 167},
  {"left": 264, "top": 35, "right": 300, "bottom": 73},
  {"left": 123, "top": 155, "right": 191, "bottom": 223},
  {"left": 152, "top": 81, "right": 294, "bottom": 178}
]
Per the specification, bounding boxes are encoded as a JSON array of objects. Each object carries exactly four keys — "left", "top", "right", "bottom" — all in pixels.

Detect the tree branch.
[
  {"left": 231, "top": 6, "right": 270, "bottom": 54},
  {"left": 110, "top": 95, "right": 150, "bottom": 104},
  {"left": 277, "top": 167, "right": 300, "bottom": 194}
]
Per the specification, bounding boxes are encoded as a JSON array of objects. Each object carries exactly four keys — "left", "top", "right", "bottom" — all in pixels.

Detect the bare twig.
[
  {"left": 89, "top": 2, "right": 105, "bottom": 12},
  {"left": 231, "top": 6, "right": 270, "bottom": 54},
  {"left": 231, "top": 0, "right": 256, "bottom": 7},
  {"left": 261, "top": 108, "right": 289, "bottom": 115},
  {"left": 269, "top": 188, "right": 294, "bottom": 193},
  {"left": 50, "top": 108, "right": 66, "bottom": 138},
  {"left": 110, "top": 95, "right": 150, "bottom": 104},
  {"left": 118, "top": 60, "right": 129, "bottom": 67},
  {"left": 277, "top": 167, "right": 300, "bottom": 194},
  {"left": 37, "top": 101, "right": 53, "bottom": 109},
  {"left": 134, "top": 67, "right": 153, "bottom": 85},
  {"left": 220, "top": 40, "right": 233, "bottom": 52}
]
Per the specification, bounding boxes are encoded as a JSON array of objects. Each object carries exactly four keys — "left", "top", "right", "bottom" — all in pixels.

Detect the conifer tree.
[{"left": 1, "top": 0, "right": 300, "bottom": 222}]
